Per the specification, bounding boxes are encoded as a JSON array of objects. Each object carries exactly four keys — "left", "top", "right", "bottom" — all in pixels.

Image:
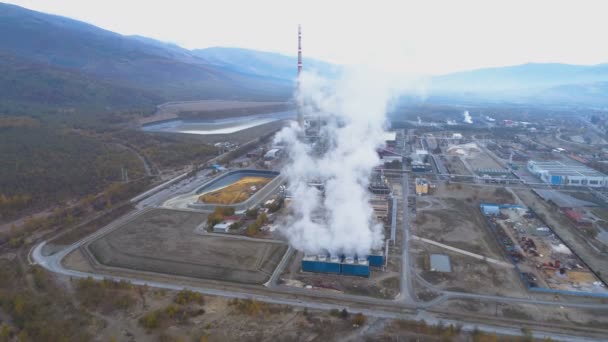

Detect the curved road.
[{"left": 28, "top": 163, "right": 608, "bottom": 341}]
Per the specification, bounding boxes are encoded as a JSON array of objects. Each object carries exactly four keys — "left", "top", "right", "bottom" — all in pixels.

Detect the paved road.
[
  {"left": 398, "top": 129, "right": 415, "bottom": 305},
  {"left": 266, "top": 246, "right": 294, "bottom": 287},
  {"left": 27, "top": 133, "right": 608, "bottom": 341},
  {"left": 32, "top": 203, "right": 608, "bottom": 342}
]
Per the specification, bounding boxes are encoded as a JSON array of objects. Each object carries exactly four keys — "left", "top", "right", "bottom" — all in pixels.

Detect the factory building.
[
  {"left": 369, "top": 171, "right": 391, "bottom": 195},
  {"left": 411, "top": 154, "right": 431, "bottom": 172},
  {"left": 377, "top": 148, "right": 402, "bottom": 163},
  {"left": 527, "top": 160, "right": 608, "bottom": 187},
  {"left": 383, "top": 131, "right": 397, "bottom": 148},
  {"left": 415, "top": 178, "right": 429, "bottom": 195},
  {"left": 301, "top": 252, "right": 385, "bottom": 277},
  {"left": 411, "top": 149, "right": 431, "bottom": 172},
  {"left": 264, "top": 148, "right": 282, "bottom": 160},
  {"left": 212, "top": 215, "right": 241, "bottom": 233},
  {"left": 213, "top": 222, "right": 231, "bottom": 233},
  {"left": 475, "top": 168, "right": 512, "bottom": 177},
  {"left": 414, "top": 149, "right": 429, "bottom": 157},
  {"left": 370, "top": 195, "right": 390, "bottom": 222}
]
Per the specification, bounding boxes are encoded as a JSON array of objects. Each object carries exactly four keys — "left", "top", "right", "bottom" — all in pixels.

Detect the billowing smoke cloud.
[
  {"left": 463, "top": 110, "right": 473, "bottom": 124},
  {"left": 274, "top": 68, "right": 396, "bottom": 256}
]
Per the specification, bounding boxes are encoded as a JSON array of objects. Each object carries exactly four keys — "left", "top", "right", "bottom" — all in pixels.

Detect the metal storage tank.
[{"left": 341, "top": 257, "right": 370, "bottom": 277}]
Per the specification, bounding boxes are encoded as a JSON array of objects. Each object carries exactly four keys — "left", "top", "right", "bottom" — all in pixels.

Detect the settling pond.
[
  {"left": 196, "top": 169, "right": 280, "bottom": 195},
  {"left": 141, "top": 110, "right": 295, "bottom": 135}
]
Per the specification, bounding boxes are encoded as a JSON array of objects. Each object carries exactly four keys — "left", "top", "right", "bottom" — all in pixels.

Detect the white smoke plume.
[
  {"left": 463, "top": 110, "right": 473, "bottom": 124},
  {"left": 274, "top": 68, "right": 398, "bottom": 257}
]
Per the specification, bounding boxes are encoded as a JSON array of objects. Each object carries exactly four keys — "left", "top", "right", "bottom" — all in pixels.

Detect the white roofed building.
[{"left": 527, "top": 160, "right": 608, "bottom": 187}]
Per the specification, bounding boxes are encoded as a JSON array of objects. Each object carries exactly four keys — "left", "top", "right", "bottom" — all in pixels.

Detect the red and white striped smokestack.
[
  {"left": 297, "top": 24, "right": 302, "bottom": 76},
  {"left": 297, "top": 24, "right": 304, "bottom": 127}
]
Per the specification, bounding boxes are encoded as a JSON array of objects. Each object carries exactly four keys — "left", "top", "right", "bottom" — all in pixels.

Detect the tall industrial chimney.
[{"left": 297, "top": 24, "right": 303, "bottom": 127}]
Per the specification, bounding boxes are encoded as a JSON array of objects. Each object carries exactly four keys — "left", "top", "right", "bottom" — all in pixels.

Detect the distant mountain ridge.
[
  {"left": 0, "top": 3, "right": 310, "bottom": 111},
  {"left": 2, "top": 2, "right": 608, "bottom": 111},
  {"left": 192, "top": 47, "right": 338, "bottom": 81},
  {"left": 429, "top": 63, "right": 608, "bottom": 106}
]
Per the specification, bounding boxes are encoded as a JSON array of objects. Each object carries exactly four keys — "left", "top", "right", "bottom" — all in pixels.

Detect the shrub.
[
  {"left": 245, "top": 208, "right": 258, "bottom": 219},
  {"left": 174, "top": 289, "right": 204, "bottom": 305},
  {"left": 229, "top": 298, "right": 268, "bottom": 316},
  {"left": 245, "top": 222, "right": 260, "bottom": 237},
  {"left": 139, "top": 311, "right": 160, "bottom": 329},
  {"left": 75, "top": 277, "right": 135, "bottom": 312},
  {"left": 352, "top": 313, "right": 366, "bottom": 326},
  {"left": 340, "top": 308, "right": 349, "bottom": 319}
]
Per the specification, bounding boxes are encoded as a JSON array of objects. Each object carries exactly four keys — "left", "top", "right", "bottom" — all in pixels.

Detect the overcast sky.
[{"left": 6, "top": 0, "right": 608, "bottom": 74}]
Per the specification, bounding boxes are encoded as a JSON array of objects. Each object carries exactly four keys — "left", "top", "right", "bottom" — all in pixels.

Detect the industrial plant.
[
  {"left": 26, "top": 19, "right": 608, "bottom": 342},
  {"left": 301, "top": 252, "right": 385, "bottom": 277}
]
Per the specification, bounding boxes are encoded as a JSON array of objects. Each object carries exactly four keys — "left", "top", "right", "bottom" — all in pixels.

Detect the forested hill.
[{"left": 0, "top": 3, "right": 285, "bottom": 221}]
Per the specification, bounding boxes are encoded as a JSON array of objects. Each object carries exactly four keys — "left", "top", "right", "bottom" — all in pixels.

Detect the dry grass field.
[
  {"left": 86, "top": 209, "right": 287, "bottom": 284},
  {"left": 199, "top": 176, "right": 271, "bottom": 204}
]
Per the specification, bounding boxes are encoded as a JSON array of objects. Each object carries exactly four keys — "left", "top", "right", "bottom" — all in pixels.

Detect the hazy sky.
[{"left": 7, "top": 0, "right": 608, "bottom": 74}]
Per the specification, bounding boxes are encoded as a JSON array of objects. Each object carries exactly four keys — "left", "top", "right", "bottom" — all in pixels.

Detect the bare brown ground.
[
  {"left": 86, "top": 209, "right": 287, "bottom": 285},
  {"left": 413, "top": 241, "right": 525, "bottom": 297},
  {"left": 435, "top": 298, "right": 608, "bottom": 334}
]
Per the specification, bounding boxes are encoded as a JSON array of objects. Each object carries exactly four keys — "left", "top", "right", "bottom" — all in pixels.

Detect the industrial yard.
[
  {"left": 21, "top": 89, "right": 608, "bottom": 342},
  {"left": 414, "top": 183, "right": 514, "bottom": 257},
  {"left": 412, "top": 240, "right": 525, "bottom": 297},
  {"left": 82, "top": 209, "right": 287, "bottom": 285},
  {"left": 279, "top": 250, "right": 401, "bottom": 299},
  {"left": 32, "top": 118, "right": 608, "bottom": 342},
  {"left": 481, "top": 203, "right": 607, "bottom": 295},
  {"left": 410, "top": 183, "right": 525, "bottom": 297},
  {"left": 6, "top": 3, "right": 608, "bottom": 340}
]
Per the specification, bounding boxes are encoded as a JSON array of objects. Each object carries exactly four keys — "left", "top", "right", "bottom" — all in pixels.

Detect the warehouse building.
[{"left": 527, "top": 160, "right": 608, "bottom": 187}]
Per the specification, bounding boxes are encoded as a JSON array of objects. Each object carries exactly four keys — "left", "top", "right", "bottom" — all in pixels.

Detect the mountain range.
[
  {"left": 429, "top": 63, "right": 608, "bottom": 106},
  {"left": 2, "top": 2, "right": 608, "bottom": 113},
  {"left": 0, "top": 3, "right": 320, "bottom": 112}
]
